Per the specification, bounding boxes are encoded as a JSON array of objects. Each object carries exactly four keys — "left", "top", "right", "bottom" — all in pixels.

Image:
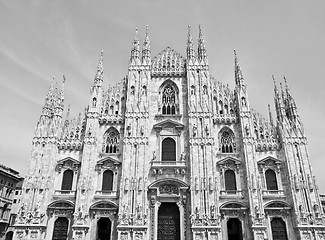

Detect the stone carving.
[
  {"left": 193, "top": 124, "right": 197, "bottom": 137},
  {"left": 159, "top": 184, "right": 178, "bottom": 195},
  {"left": 180, "top": 152, "right": 186, "bottom": 161}
]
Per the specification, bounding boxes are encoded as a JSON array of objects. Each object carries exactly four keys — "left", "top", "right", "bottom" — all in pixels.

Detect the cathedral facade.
[{"left": 12, "top": 26, "right": 325, "bottom": 240}]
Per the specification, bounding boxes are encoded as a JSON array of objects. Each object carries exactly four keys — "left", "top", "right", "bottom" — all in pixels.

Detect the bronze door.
[
  {"left": 271, "top": 218, "right": 288, "bottom": 240},
  {"left": 52, "top": 217, "right": 69, "bottom": 240},
  {"left": 158, "top": 203, "right": 180, "bottom": 240}
]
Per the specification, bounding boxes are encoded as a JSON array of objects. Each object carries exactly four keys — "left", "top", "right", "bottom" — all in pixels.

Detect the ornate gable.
[
  {"left": 153, "top": 119, "right": 184, "bottom": 131},
  {"left": 57, "top": 157, "right": 81, "bottom": 172},
  {"left": 152, "top": 47, "right": 186, "bottom": 77},
  {"left": 257, "top": 156, "right": 282, "bottom": 172},
  {"left": 95, "top": 155, "right": 121, "bottom": 173}
]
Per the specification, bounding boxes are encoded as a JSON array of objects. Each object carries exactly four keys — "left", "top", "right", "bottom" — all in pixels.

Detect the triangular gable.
[
  {"left": 217, "top": 156, "right": 241, "bottom": 166},
  {"left": 152, "top": 47, "right": 186, "bottom": 76},
  {"left": 57, "top": 157, "right": 80, "bottom": 165},
  {"left": 257, "top": 156, "right": 282, "bottom": 165},
  {"left": 97, "top": 155, "right": 121, "bottom": 165},
  {"left": 153, "top": 119, "right": 184, "bottom": 131}
]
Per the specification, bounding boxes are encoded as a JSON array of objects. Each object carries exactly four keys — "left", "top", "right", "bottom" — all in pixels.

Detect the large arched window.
[
  {"left": 53, "top": 217, "right": 69, "bottom": 240},
  {"left": 271, "top": 218, "right": 288, "bottom": 240},
  {"left": 104, "top": 129, "right": 119, "bottom": 153},
  {"left": 265, "top": 169, "right": 278, "bottom": 190},
  {"left": 161, "top": 84, "right": 177, "bottom": 115},
  {"left": 225, "top": 170, "right": 237, "bottom": 191},
  {"left": 61, "top": 170, "right": 73, "bottom": 191},
  {"left": 102, "top": 170, "right": 113, "bottom": 192},
  {"left": 220, "top": 130, "right": 235, "bottom": 153},
  {"left": 162, "top": 138, "right": 176, "bottom": 162}
]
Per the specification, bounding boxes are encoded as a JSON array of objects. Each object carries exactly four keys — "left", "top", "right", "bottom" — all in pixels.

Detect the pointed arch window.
[
  {"left": 162, "top": 138, "right": 176, "bottom": 161},
  {"left": 162, "top": 84, "right": 177, "bottom": 115},
  {"left": 102, "top": 170, "right": 114, "bottom": 192},
  {"left": 225, "top": 170, "right": 237, "bottom": 191},
  {"left": 53, "top": 217, "right": 69, "bottom": 240},
  {"left": 220, "top": 130, "right": 235, "bottom": 153},
  {"left": 61, "top": 170, "right": 73, "bottom": 191},
  {"left": 265, "top": 169, "right": 278, "bottom": 190},
  {"left": 104, "top": 129, "right": 119, "bottom": 153}
]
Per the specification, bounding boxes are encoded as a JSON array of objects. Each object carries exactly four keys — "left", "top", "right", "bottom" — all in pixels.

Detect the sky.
[{"left": 0, "top": 1, "right": 325, "bottom": 191}]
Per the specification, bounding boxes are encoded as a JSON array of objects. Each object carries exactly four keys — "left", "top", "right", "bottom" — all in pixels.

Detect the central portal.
[{"left": 158, "top": 202, "right": 180, "bottom": 240}]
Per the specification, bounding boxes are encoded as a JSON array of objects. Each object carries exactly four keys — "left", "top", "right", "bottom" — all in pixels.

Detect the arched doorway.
[
  {"left": 227, "top": 218, "right": 243, "bottom": 240},
  {"left": 97, "top": 218, "right": 112, "bottom": 240},
  {"left": 158, "top": 202, "right": 180, "bottom": 240},
  {"left": 52, "top": 217, "right": 69, "bottom": 240},
  {"left": 271, "top": 217, "right": 288, "bottom": 240}
]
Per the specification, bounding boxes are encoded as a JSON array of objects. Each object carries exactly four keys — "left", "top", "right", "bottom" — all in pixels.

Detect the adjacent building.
[
  {"left": 0, "top": 166, "right": 23, "bottom": 240},
  {"left": 12, "top": 26, "right": 325, "bottom": 240}
]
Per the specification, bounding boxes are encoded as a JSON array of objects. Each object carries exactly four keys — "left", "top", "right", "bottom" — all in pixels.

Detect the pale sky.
[{"left": 1, "top": 1, "right": 325, "bottom": 191}]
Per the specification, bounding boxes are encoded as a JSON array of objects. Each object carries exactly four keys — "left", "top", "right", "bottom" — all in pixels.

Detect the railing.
[
  {"left": 94, "top": 190, "right": 117, "bottom": 199},
  {"left": 262, "top": 190, "right": 285, "bottom": 196},
  {"left": 220, "top": 190, "right": 243, "bottom": 197},
  {"left": 151, "top": 161, "right": 186, "bottom": 167},
  {"left": 53, "top": 190, "right": 76, "bottom": 198}
]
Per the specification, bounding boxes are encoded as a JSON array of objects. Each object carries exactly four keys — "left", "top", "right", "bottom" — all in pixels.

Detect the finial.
[
  {"left": 283, "top": 75, "right": 291, "bottom": 93},
  {"left": 135, "top": 26, "right": 138, "bottom": 40},
  {"left": 145, "top": 25, "right": 149, "bottom": 37},
  {"left": 234, "top": 49, "right": 238, "bottom": 65},
  {"left": 62, "top": 75, "right": 66, "bottom": 83},
  {"left": 272, "top": 75, "right": 276, "bottom": 85}
]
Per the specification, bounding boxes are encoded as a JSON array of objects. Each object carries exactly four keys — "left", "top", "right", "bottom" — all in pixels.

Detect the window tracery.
[
  {"left": 161, "top": 84, "right": 177, "bottom": 115},
  {"left": 219, "top": 130, "right": 236, "bottom": 153},
  {"left": 103, "top": 129, "right": 119, "bottom": 154}
]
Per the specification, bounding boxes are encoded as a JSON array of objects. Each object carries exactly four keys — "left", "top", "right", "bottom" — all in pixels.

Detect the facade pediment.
[
  {"left": 57, "top": 157, "right": 81, "bottom": 172},
  {"left": 57, "top": 157, "right": 80, "bottom": 165},
  {"left": 257, "top": 156, "right": 282, "bottom": 165},
  {"left": 153, "top": 119, "right": 184, "bottom": 131},
  {"left": 48, "top": 200, "right": 75, "bottom": 209},
  {"left": 217, "top": 156, "right": 241, "bottom": 166},
  {"left": 148, "top": 178, "right": 189, "bottom": 190},
  {"left": 90, "top": 201, "right": 118, "bottom": 210},
  {"left": 220, "top": 201, "right": 247, "bottom": 210},
  {"left": 97, "top": 155, "right": 121, "bottom": 166}
]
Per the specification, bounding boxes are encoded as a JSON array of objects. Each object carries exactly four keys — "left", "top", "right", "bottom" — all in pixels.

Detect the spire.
[
  {"left": 234, "top": 50, "right": 244, "bottom": 86},
  {"left": 283, "top": 76, "right": 298, "bottom": 121},
  {"left": 197, "top": 25, "right": 208, "bottom": 62},
  {"left": 64, "top": 105, "right": 70, "bottom": 127},
  {"left": 59, "top": 75, "right": 65, "bottom": 106},
  {"left": 142, "top": 25, "right": 151, "bottom": 64},
  {"left": 94, "top": 50, "right": 104, "bottom": 87},
  {"left": 42, "top": 77, "right": 55, "bottom": 117},
  {"left": 187, "top": 25, "right": 195, "bottom": 60},
  {"left": 273, "top": 75, "right": 286, "bottom": 123},
  {"left": 130, "top": 26, "right": 140, "bottom": 65},
  {"left": 268, "top": 104, "right": 274, "bottom": 128}
]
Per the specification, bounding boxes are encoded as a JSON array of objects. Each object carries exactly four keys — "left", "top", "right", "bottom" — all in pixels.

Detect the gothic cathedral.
[{"left": 12, "top": 26, "right": 325, "bottom": 240}]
